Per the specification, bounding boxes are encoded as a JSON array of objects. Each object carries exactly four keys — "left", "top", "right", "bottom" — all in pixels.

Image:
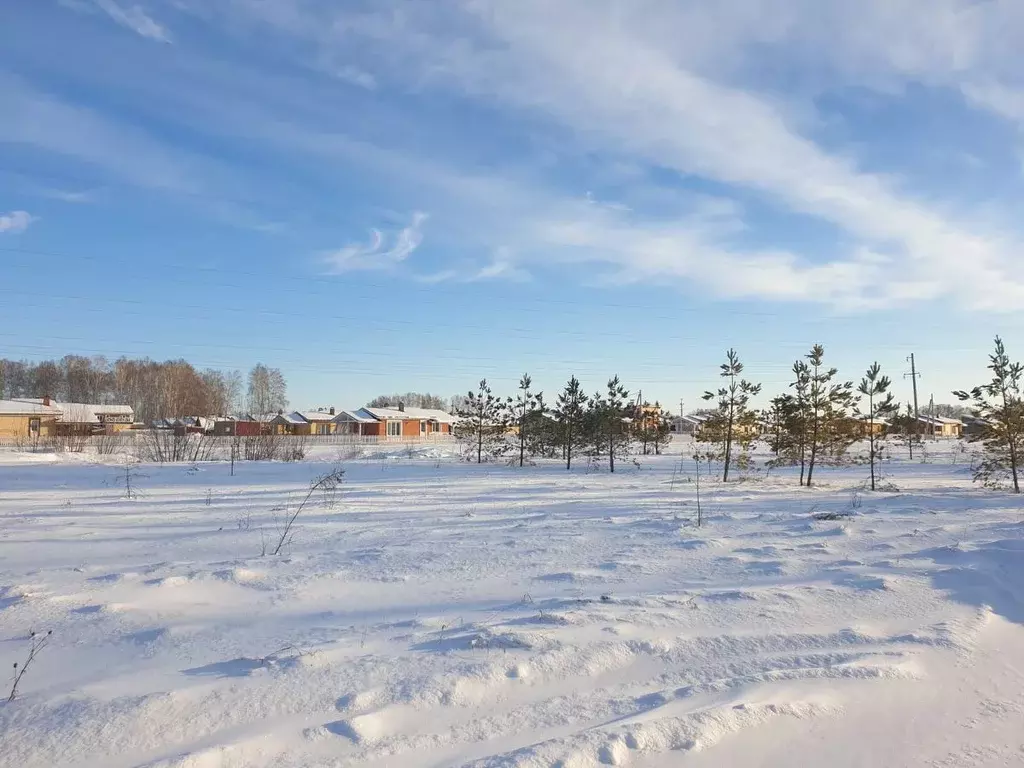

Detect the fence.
[{"left": 0, "top": 432, "right": 456, "bottom": 451}]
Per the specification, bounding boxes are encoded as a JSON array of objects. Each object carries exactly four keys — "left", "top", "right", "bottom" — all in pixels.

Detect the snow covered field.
[{"left": 1, "top": 444, "right": 1023, "bottom": 768}]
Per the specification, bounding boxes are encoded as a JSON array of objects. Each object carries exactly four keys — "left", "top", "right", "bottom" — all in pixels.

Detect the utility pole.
[{"left": 905, "top": 354, "right": 921, "bottom": 458}]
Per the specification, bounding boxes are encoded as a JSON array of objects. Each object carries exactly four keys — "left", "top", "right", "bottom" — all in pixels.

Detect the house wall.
[
  {"left": 401, "top": 419, "right": 421, "bottom": 438},
  {"left": 0, "top": 414, "right": 58, "bottom": 438}
]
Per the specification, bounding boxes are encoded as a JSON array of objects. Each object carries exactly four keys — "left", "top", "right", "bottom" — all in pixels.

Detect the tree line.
[
  {"left": 0, "top": 356, "right": 288, "bottom": 425},
  {"left": 454, "top": 337, "right": 1024, "bottom": 494},
  {"left": 454, "top": 374, "right": 671, "bottom": 471}
]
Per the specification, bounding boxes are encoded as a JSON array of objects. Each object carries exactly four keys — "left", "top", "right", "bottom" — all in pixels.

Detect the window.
[
  {"left": 29, "top": 418, "right": 40, "bottom": 437},
  {"left": 420, "top": 421, "right": 427, "bottom": 435},
  {"left": 387, "top": 421, "right": 402, "bottom": 437}
]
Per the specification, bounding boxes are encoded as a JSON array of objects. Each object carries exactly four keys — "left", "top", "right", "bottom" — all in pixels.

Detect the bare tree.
[{"left": 247, "top": 364, "right": 288, "bottom": 416}]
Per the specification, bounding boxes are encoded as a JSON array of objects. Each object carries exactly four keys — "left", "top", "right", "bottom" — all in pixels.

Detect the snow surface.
[{"left": 1, "top": 443, "right": 1023, "bottom": 767}]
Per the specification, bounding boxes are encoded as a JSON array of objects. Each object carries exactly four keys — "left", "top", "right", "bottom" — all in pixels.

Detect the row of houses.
[
  {"left": 153, "top": 404, "right": 456, "bottom": 439},
  {"left": 0, "top": 397, "right": 134, "bottom": 439},
  {"left": 670, "top": 412, "right": 978, "bottom": 440}
]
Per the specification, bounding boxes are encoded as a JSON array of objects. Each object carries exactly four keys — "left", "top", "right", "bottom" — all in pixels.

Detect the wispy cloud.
[
  {"left": 39, "top": 188, "right": 98, "bottom": 204},
  {"left": 20, "top": 0, "right": 1024, "bottom": 309},
  {"left": 91, "top": 0, "right": 171, "bottom": 42},
  {"left": 0, "top": 211, "right": 35, "bottom": 234},
  {"left": 324, "top": 212, "right": 428, "bottom": 273}
]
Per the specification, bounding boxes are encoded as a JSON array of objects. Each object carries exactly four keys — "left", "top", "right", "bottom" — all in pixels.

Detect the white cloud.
[
  {"left": 91, "top": 0, "right": 171, "bottom": 42},
  {"left": 29, "top": 0, "right": 1024, "bottom": 308},
  {"left": 0, "top": 211, "right": 35, "bottom": 234},
  {"left": 324, "top": 212, "right": 427, "bottom": 272},
  {"left": 291, "top": 0, "right": 1024, "bottom": 308},
  {"left": 333, "top": 66, "right": 377, "bottom": 90}
]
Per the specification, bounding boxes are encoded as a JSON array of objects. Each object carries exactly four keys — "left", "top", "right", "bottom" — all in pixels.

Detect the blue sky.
[{"left": 3, "top": 0, "right": 1024, "bottom": 412}]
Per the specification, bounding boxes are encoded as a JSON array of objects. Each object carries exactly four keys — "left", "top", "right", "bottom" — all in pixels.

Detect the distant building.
[
  {"left": 916, "top": 415, "right": 963, "bottom": 438},
  {"left": 850, "top": 415, "right": 890, "bottom": 437},
  {"left": 12, "top": 397, "right": 133, "bottom": 435},
  {"left": 960, "top": 415, "right": 990, "bottom": 439},
  {"left": 670, "top": 413, "right": 708, "bottom": 435},
  {"left": 334, "top": 404, "right": 454, "bottom": 438},
  {"left": 0, "top": 399, "right": 61, "bottom": 439}
]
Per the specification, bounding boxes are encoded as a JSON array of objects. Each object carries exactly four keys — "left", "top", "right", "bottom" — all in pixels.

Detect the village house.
[
  {"left": 850, "top": 416, "right": 890, "bottom": 437},
  {"left": 364, "top": 405, "right": 454, "bottom": 438},
  {"left": 0, "top": 399, "right": 61, "bottom": 439},
  {"left": 331, "top": 409, "right": 381, "bottom": 436},
  {"left": 916, "top": 415, "right": 963, "bottom": 439},
  {"left": 960, "top": 415, "right": 990, "bottom": 439},
  {"left": 333, "top": 404, "right": 454, "bottom": 439},
  {"left": 670, "top": 413, "right": 708, "bottom": 435},
  {"left": 212, "top": 415, "right": 265, "bottom": 437},
  {"left": 12, "top": 397, "right": 134, "bottom": 435}
]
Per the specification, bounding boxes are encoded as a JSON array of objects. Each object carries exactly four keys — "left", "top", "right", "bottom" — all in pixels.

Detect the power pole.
[{"left": 905, "top": 354, "right": 921, "bottom": 458}]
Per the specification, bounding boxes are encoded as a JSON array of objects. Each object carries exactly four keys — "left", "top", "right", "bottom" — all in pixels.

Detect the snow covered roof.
[
  {"left": 297, "top": 410, "right": 335, "bottom": 422},
  {"left": 333, "top": 409, "right": 377, "bottom": 424},
  {"left": 854, "top": 416, "right": 890, "bottom": 425},
  {"left": 273, "top": 412, "right": 309, "bottom": 425},
  {"left": 0, "top": 399, "right": 61, "bottom": 416},
  {"left": 11, "top": 399, "right": 133, "bottom": 423},
  {"left": 674, "top": 413, "right": 709, "bottom": 425},
  {"left": 917, "top": 416, "right": 962, "bottom": 426},
  {"left": 363, "top": 406, "right": 455, "bottom": 423}
]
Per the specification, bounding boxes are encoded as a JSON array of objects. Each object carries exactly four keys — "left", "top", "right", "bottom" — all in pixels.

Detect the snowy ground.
[{"left": 1, "top": 444, "right": 1023, "bottom": 768}]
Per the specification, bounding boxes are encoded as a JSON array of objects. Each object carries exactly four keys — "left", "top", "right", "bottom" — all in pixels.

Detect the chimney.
[
  {"left": 398, "top": 402, "right": 405, "bottom": 412},
  {"left": 329, "top": 407, "right": 335, "bottom": 416},
  {"left": 42, "top": 395, "right": 51, "bottom": 407}
]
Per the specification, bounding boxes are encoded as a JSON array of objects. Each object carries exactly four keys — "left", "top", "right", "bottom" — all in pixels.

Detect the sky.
[{"left": 3, "top": 0, "right": 1024, "bottom": 413}]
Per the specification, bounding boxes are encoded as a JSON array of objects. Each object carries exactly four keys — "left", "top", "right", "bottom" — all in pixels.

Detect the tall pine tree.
[
  {"left": 554, "top": 376, "right": 587, "bottom": 470},
  {"left": 789, "top": 360, "right": 812, "bottom": 485},
  {"left": 955, "top": 336, "right": 1024, "bottom": 493},
  {"left": 856, "top": 362, "right": 898, "bottom": 491},
  {"left": 512, "top": 373, "right": 544, "bottom": 468},
  {"left": 591, "top": 376, "right": 631, "bottom": 473},
  {"left": 804, "top": 345, "right": 855, "bottom": 487},
  {"left": 701, "top": 349, "right": 762, "bottom": 482}
]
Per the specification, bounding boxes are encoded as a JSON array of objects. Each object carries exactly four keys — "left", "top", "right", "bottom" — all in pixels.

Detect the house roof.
[
  {"left": 0, "top": 399, "right": 61, "bottom": 416},
  {"left": 333, "top": 409, "right": 378, "bottom": 424},
  {"left": 12, "top": 399, "right": 133, "bottom": 423},
  {"left": 917, "top": 415, "right": 963, "bottom": 426},
  {"left": 273, "top": 412, "right": 309, "bottom": 425},
  {"left": 296, "top": 410, "right": 335, "bottom": 422},
  {"left": 854, "top": 415, "right": 890, "bottom": 425},
  {"left": 674, "top": 413, "right": 709, "bottom": 425},
  {"left": 362, "top": 406, "right": 455, "bottom": 423}
]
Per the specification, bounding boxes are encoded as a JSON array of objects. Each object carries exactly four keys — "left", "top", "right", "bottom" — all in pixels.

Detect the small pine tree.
[
  {"left": 804, "top": 344, "right": 855, "bottom": 487},
  {"left": 454, "top": 379, "right": 511, "bottom": 463},
  {"left": 554, "top": 376, "right": 587, "bottom": 470},
  {"left": 591, "top": 376, "right": 632, "bottom": 473},
  {"left": 701, "top": 349, "right": 762, "bottom": 482},
  {"left": 790, "top": 360, "right": 812, "bottom": 484},
  {"left": 512, "top": 373, "right": 544, "bottom": 468},
  {"left": 855, "top": 362, "right": 898, "bottom": 491},
  {"left": 954, "top": 336, "right": 1024, "bottom": 493}
]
